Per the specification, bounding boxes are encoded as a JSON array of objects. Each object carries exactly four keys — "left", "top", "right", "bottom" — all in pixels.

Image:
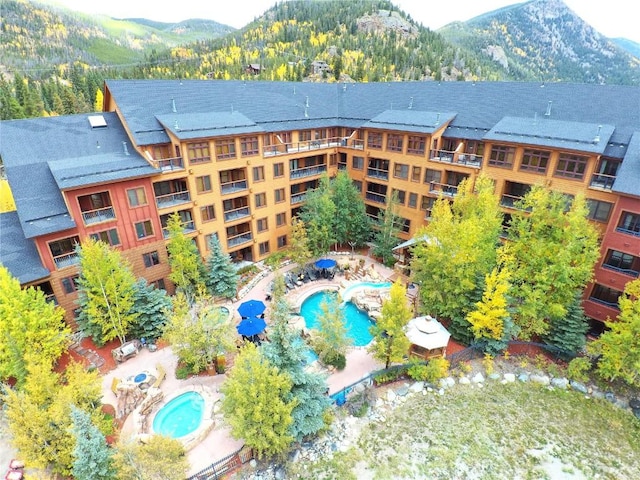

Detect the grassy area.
[{"left": 288, "top": 382, "right": 640, "bottom": 479}]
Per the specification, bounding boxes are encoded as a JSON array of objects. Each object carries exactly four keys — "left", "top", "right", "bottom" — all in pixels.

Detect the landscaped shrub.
[
  {"left": 567, "top": 356, "right": 592, "bottom": 383},
  {"left": 373, "top": 366, "right": 407, "bottom": 385},
  {"left": 423, "top": 357, "right": 450, "bottom": 384},
  {"left": 264, "top": 251, "right": 288, "bottom": 269},
  {"left": 322, "top": 350, "right": 346, "bottom": 370},
  {"left": 407, "top": 359, "right": 429, "bottom": 381}
]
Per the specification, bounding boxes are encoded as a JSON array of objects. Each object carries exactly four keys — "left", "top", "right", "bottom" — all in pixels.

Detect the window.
[
  {"left": 393, "top": 163, "right": 409, "bottom": 180},
  {"left": 407, "top": 135, "right": 426, "bottom": 155},
  {"left": 387, "top": 134, "right": 403, "bottom": 152},
  {"left": 408, "top": 192, "right": 418, "bottom": 208},
  {"left": 143, "top": 251, "right": 160, "bottom": 268},
  {"left": 555, "top": 153, "right": 588, "bottom": 179},
  {"left": 151, "top": 278, "right": 166, "bottom": 290},
  {"left": 253, "top": 166, "right": 265, "bottom": 182},
  {"left": 421, "top": 196, "right": 436, "bottom": 217},
  {"left": 411, "top": 166, "right": 421, "bottom": 182},
  {"left": 277, "top": 235, "right": 288, "bottom": 248},
  {"left": 424, "top": 169, "right": 442, "bottom": 185},
  {"left": 187, "top": 142, "right": 210, "bottom": 164},
  {"left": 276, "top": 212, "right": 286, "bottom": 226},
  {"left": 352, "top": 156, "right": 364, "bottom": 169},
  {"left": 255, "top": 192, "right": 266, "bottom": 208},
  {"left": 392, "top": 189, "right": 406, "bottom": 205},
  {"left": 274, "top": 163, "right": 284, "bottom": 178},
  {"left": 367, "top": 132, "right": 382, "bottom": 149},
  {"left": 89, "top": 228, "right": 120, "bottom": 246},
  {"left": 241, "top": 136, "right": 259, "bottom": 157},
  {"left": 200, "top": 205, "right": 216, "bottom": 222},
  {"left": 398, "top": 217, "right": 411, "bottom": 234},
  {"left": 589, "top": 284, "right": 622, "bottom": 309},
  {"left": 61, "top": 275, "right": 80, "bottom": 294},
  {"left": 274, "top": 188, "right": 285, "bottom": 203},
  {"left": 520, "top": 149, "right": 550, "bottom": 173},
  {"left": 617, "top": 212, "right": 640, "bottom": 236},
  {"left": 215, "top": 138, "right": 236, "bottom": 160},
  {"left": 195, "top": 175, "right": 212, "bottom": 193},
  {"left": 299, "top": 130, "right": 312, "bottom": 142},
  {"left": 603, "top": 250, "right": 639, "bottom": 277},
  {"left": 586, "top": 199, "right": 613, "bottom": 223},
  {"left": 49, "top": 236, "right": 80, "bottom": 261},
  {"left": 259, "top": 241, "right": 270, "bottom": 255},
  {"left": 488, "top": 145, "right": 516, "bottom": 168},
  {"left": 352, "top": 180, "right": 363, "bottom": 192},
  {"left": 127, "top": 187, "right": 147, "bottom": 207},
  {"left": 135, "top": 220, "right": 154, "bottom": 239},
  {"left": 257, "top": 218, "right": 268, "bottom": 232},
  {"left": 204, "top": 232, "right": 219, "bottom": 249}
]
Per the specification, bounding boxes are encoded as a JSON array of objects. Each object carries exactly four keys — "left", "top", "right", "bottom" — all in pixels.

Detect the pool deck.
[{"left": 101, "top": 254, "right": 397, "bottom": 477}]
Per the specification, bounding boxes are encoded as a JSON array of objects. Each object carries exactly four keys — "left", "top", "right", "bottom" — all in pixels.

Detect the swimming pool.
[
  {"left": 300, "top": 291, "right": 374, "bottom": 346},
  {"left": 341, "top": 281, "right": 392, "bottom": 301},
  {"left": 152, "top": 391, "right": 204, "bottom": 438}
]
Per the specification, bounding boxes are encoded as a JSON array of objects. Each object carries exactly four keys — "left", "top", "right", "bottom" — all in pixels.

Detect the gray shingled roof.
[
  {"left": 484, "top": 117, "right": 614, "bottom": 154},
  {"left": 156, "top": 111, "right": 264, "bottom": 140},
  {"left": 0, "top": 112, "right": 157, "bottom": 238},
  {"left": 363, "top": 110, "right": 457, "bottom": 134},
  {"left": 613, "top": 132, "right": 640, "bottom": 196},
  {"left": 0, "top": 212, "right": 50, "bottom": 284}
]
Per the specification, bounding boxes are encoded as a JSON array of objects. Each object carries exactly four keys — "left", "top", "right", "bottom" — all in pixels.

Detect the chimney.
[
  {"left": 545, "top": 101, "right": 552, "bottom": 117},
  {"left": 122, "top": 141, "right": 130, "bottom": 156}
]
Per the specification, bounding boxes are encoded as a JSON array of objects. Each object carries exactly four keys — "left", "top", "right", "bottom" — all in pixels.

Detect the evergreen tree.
[
  {"left": 542, "top": 290, "right": 588, "bottom": 358},
  {"left": 0, "top": 265, "right": 70, "bottom": 387},
  {"left": 331, "top": 170, "right": 372, "bottom": 248},
  {"left": 372, "top": 191, "right": 402, "bottom": 267},
  {"left": 128, "top": 279, "right": 172, "bottom": 342},
  {"left": 166, "top": 212, "right": 207, "bottom": 303},
  {"left": 76, "top": 238, "right": 138, "bottom": 345},
  {"left": 221, "top": 343, "right": 297, "bottom": 458},
  {"left": 205, "top": 234, "right": 238, "bottom": 300},
  {"left": 262, "top": 295, "right": 331, "bottom": 442},
  {"left": 369, "top": 280, "right": 411, "bottom": 368},
  {"left": 70, "top": 406, "right": 115, "bottom": 480}
]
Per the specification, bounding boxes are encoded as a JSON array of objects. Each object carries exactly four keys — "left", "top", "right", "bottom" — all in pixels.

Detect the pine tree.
[
  {"left": 542, "top": 291, "right": 588, "bottom": 358},
  {"left": 128, "top": 279, "right": 172, "bottom": 342},
  {"left": 205, "top": 234, "right": 238, "bottom": 300},
  {"left": 70, "top": 406, "right": 115, "bottom": 480},
  {"left": 372, "top": 191, "right": 402, "bottom": 267}
]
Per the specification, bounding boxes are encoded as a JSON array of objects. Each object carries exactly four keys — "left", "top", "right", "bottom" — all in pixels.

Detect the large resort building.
[{"left": 1, "top": 80, "right": 639, "bottom": 334}]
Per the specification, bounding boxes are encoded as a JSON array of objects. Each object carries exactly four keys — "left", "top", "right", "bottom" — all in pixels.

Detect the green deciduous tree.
[
  {"left": 466, "top": 267, "right": 517, "bottom": 355},
  {"left": 498, "top": 188, "right": 600, "bottom": 339},
  {"left": 0, "top": 265, "right": 70, "bottom": 388},
  {"left": 411, "top": 176, "right": 502, "bottom": 342},
  {"left": 590, "top": 279, "right": 640, "bottom": 387},
  {"left": 542, "top": 290, "right": 588, "bottom": 358},
  {"left": 299, "top": 175, "right": 336, "bottom": 256},
  {"left": 372, "top": 191, "right": 402, "bottom": 267},
  {"left": 289, "top": 217, "right": 313, "bottom": 268},
  {"left": 76, "top": 238, "right": 138, "bottom": 345},
  {"left": 162, "top": 293, "right": 235, "bottom": 374},
  {"left": 70, "top": 406, "right": 115, "bottom": 480},
  {"left": 166, "top": 212, "right": 207, "bottom": 303},
  {"left": 205, "top": 234, "right": 238, "bottom": 300},
  {"left": 369, "top": 280, "right": 412, "bottom": 368},
  {"left": 221, "top": 343, "right": 297, "bottom": 458},
  {"left": 128, "top": 279, "right": 172, "bottom": 342},
  {"left": 3, "top": 361, "right": 108, "bottom": 477},
  {"left": 262, "top": 295, "right": 331, "bottom": 442},
  {"left": 112, "top": 435, "right": 187, "bottom": 480},
  {"left": 311, "top": 292, "right": 351, "bottom": 368},
  {"left": 331, "top": 171, "right": 371, "bottom": 248}
]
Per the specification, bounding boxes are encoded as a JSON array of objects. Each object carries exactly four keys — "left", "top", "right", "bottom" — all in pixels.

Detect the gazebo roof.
[{"left": 405, "top": 316, "right": 451, "bottom": 350}]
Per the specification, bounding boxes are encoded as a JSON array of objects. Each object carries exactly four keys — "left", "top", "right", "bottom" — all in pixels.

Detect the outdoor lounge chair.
[
  {"left": 110, "top": 377, "right": 120, "bottom": 395},
  {"left": 152, "top": 364, "right": 166, "bottom": 389}
]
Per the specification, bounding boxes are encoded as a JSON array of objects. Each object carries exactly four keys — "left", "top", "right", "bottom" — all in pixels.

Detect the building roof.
[
  {"left": 613, "top": 131, "right": 640, "bottom": 197},
  {"left": 156, "top": 111, "right": 263, "bottom": 140},
  {"left": 0, "top": 112, "right": 158, "bottom": 238},
  {"left": 0, "top": 211, "right": 50, "bottom": 284},
  {"left": 363, "top": 110, "right": 457, "bottom": 134}
]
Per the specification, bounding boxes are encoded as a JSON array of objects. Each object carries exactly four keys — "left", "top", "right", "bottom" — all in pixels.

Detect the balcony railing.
[
  {"left": 162, "top": 221, "right": 196, "bottom": 239},
  {"left": 290, "top": 164, "right": 327, "bottom": 180},
  {"left": 366, "top": 168, "right": 389, "bottom": 181},
  {"left": 153, "top": 157, "right": 184, "bottom": 171},
  {"left": 220, "top": 179, "right": 248, "bottom": 195},
  {"left": 365, "top": 191, "right": 387, "bottom": 204},
  {"left": 338, "top": 163, "right": 347, "bottom": 171},
  {"left": 227, "top": 232, "right": 253, "bottom": 248},
  {"left": 224, "top": 206, "right": 250, "bottom": 223},
  {"left": 82, "top": 206, "right": 115, "bottom": 225},
  {"left": 601, "top": 263, "right": 640, "bottom": 278},
  {"left": 429, "top": 182, "right": 458, "bottom": 197},
  {"left": 53, "top": 252, "right": 80, "bottom": 269},
  {"left": 616, "top": 226, "right": 640, "bottom": 237},
  {"left": 429, "top": 149, "right": 482, "bottom": 168},
  {"left": 263, "top": 137, "right": 363, "bottom": 157},
  {"left": 290, "top": 192, "right": 308, "bottom": 205},
  {"left": 588, "top": 296, "right": 620, "bottom": 309},
  {"left": 589, "top": 173, "right": 616, "bottom": 191},
  {"left": 155, "top": 191, "right": 191, "bottom": 208}
]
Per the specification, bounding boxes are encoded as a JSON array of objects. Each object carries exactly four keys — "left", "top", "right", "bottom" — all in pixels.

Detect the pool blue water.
[
  {"left": 300, "top": 291, "right": 374, "bottom": 346},
  {"left": 152, "top": 392, "right": 204, "bottom": 438},
  {"left": 342, "top": 281, "right": 392, "bottom": 300}
]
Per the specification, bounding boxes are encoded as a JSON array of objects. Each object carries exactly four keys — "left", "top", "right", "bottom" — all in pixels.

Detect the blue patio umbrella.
[
  {"left": 236, "top": 316, "right": 267, "bottom": 336},
  {"left": 237, "top": 299, "right": 266, "bottom": 318},
  {"left": 315, "top": 258, "right": 337, "bottom": 269}
]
